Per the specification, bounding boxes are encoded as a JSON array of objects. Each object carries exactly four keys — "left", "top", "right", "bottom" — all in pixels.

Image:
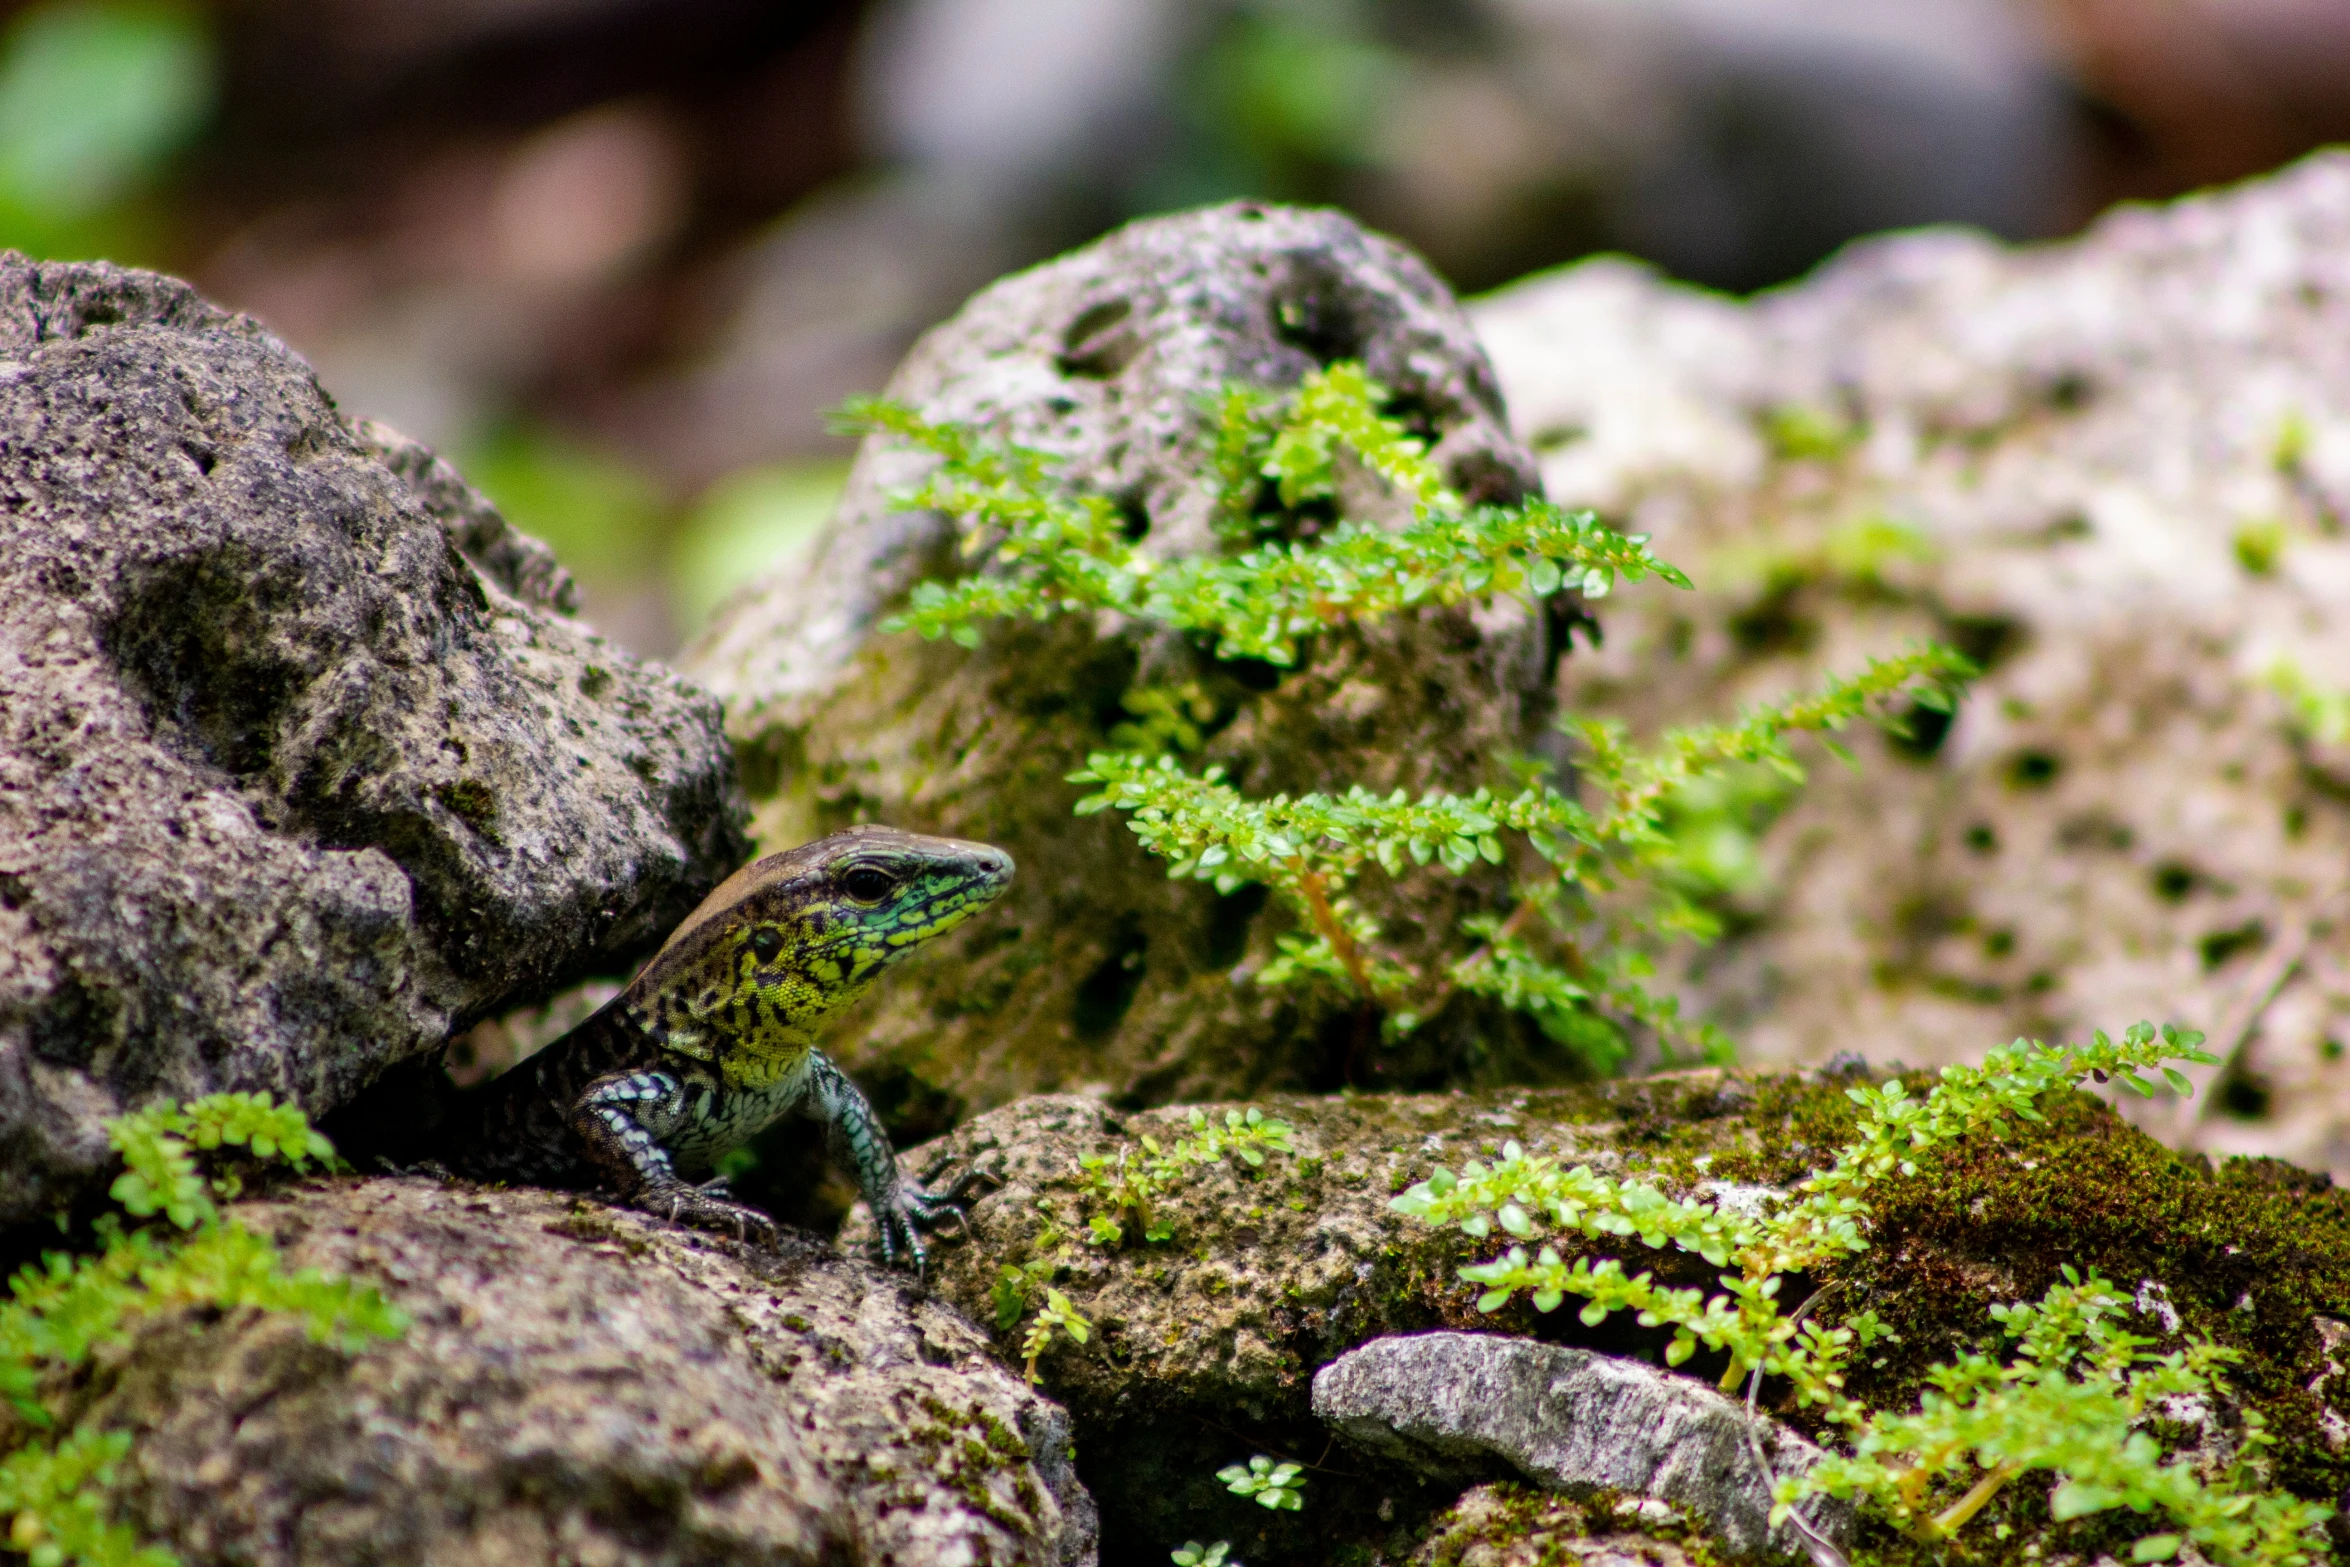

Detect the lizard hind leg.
[{"left": 571, "top": 1069, "right": 780, "bottom": 1247}]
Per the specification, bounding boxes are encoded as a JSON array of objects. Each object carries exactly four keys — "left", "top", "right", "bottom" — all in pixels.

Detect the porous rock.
[
  {"left": 1313, "top": 1331, "right": 1853, "bottom": 1559},
  {"left": 851, "top": 1070, "right": 2350, "bottom": 1559},
  {"left": 841, "top": 1075, "right": 1802, "bottom": 1558},
  {"left": 75, "top": 1177, "right": 1095, "bottom": 1567},
  {"left": 684, "top": 201, "right": 1562, "bottom": 1131},
  {"left": 1467, "top": 150, "right": 2350, "bottom": 1171},
  {"left": 1403, "top": 1484, "right": 1715, "bottom": 1567},
  {"left": 0, "top": 255, "right": 749, "bottom": 1227}
]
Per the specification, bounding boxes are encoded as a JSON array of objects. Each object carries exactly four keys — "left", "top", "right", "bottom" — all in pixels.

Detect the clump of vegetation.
[
  {"left": 842, "top": 365, "right": 1972, "bottom": 1072},
  {"left": 1219, "top": 1453, "right": 1306, "bottom": 1511},
  {"left": 997, "top": 1105, "right": 1296, "bottom": 1383},
  {"left": 1074, "top": 1106, "right": 1295, "bottom": 1247},
  {"left": 1391, "top": 1026, "right": 2335, "bottom": 1565},
  {"left": 1, "top": 1094, "right": 401, "bottom": 1567}
]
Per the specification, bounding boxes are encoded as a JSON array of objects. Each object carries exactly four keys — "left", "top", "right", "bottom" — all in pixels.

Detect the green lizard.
[{"left": 441, "top": 825, "right": 1013, "bottom": 1268}]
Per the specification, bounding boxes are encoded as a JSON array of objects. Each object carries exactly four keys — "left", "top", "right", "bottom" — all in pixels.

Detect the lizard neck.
[
  {"left": 622, "top": 967, "right": 846, "bottom": 1092},
  {"left": 717, "top": 1045, "right": 814, "bottom": 1092}
]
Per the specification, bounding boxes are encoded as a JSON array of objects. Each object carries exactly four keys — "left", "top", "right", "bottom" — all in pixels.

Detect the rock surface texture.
[
  {"left": 75, "top": 1178, "right": 1094, "bottom": 1567},
  {"left": 1313, "top": 1331, "right": 1852, "bottom": 1558},
  {"left": 684, "top": 202, "right": 1563, "bottom": 1132},
  {"left": 851, "top": 1070, "right": 2350, "bottom": 1561},
  {"left": 1403, "top": 1485, "right": 1715, "bottom": 1567},
  {"left": 0, "top": 255, "right": 749, "bottom": 1227},
  {"left": 1466, "top": 151, "right": 2350, "bottom": 1172}
]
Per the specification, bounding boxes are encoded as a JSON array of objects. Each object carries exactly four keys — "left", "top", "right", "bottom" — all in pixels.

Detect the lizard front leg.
[
  {"left": 805, "top": 1053, "right": 973, "bottom": 1271},
  {"left": 570, "top": 1069, "right": 778, "bottom": 1246}
]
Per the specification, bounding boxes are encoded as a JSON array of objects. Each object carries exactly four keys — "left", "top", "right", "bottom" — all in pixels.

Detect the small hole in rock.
[
  {"left": 1073, "top": 929, "right": 1149, "bottom": 1037},
  {"left": 2200, "top": 920, "right": 2267, "bottom": 971},
  {"left": 1945, "top": 614, "right": 2023, "bottom": 669},
  {"left": 2006, "top": 750, "right": 2061, "bottom": 789},
  {"left": 1204, "top": 882, "right": 1269, "bottom": 969},
  {"left": 1271, "top": 273, "right": 1360, "bottom": 365},
  {"left": 1888, "top": 700, "right": 1954, "bottom": 762}
]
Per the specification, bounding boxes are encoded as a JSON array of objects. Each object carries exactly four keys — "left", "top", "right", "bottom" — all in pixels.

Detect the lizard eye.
[
  {"left": 748, "top": 927, "right": 783, "bottom": 962},
  {"left": 841, "top": 866, "right": 896, "bottom": 904}
]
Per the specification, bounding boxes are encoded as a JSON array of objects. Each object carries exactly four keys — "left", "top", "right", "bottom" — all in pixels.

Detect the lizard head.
[{"left": 626, "top": 825, "right": 1015, "bottom": 1077}]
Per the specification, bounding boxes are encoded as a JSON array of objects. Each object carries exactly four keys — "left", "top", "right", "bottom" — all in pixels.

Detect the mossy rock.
[
  {"left": 851, "top": 1069, "right": 2350, "bottom": 1564},
  {"left": 684, "top": 202, "right": 1574, "bottom": 1146}
]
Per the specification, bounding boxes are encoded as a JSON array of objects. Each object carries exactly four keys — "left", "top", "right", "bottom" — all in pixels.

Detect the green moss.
[
  {"left": 909, "top": 1393, "right": 1041, "bottom": 1534},
  {"left": 1412, "top": 1483, "right": 1744, "bottom": 1567},
  {"left": 1836, "top": 1088, "right": 2350, "bottom": 1510}
]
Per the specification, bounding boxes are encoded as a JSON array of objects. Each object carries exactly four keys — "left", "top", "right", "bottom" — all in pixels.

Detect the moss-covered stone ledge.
[
  {"left": 853, "top": 1068, "right": 2350, "bottom": 1564},
  {"left": 31, "top": 1176, "right": 1096, "bottom": 1567}
]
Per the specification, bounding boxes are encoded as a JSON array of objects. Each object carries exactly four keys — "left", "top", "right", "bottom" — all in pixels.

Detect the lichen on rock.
[{"left": 0, "top": 254, "right": 750, "bottom": 1227}]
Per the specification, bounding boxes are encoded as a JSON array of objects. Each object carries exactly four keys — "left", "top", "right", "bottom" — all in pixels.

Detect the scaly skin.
[{"left": 441, "top": 826, "right": 1014, "bottom": 1268}]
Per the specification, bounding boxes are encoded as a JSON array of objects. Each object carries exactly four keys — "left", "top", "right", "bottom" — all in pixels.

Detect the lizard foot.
[
  {"left": 873, "top": 1168, "right": 999, "bottom": 1273},
  {"left": 639, "top": 1184, "right": 779, "bottom": 1248}
]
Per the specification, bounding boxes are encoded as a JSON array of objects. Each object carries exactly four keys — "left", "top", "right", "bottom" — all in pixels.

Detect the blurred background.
[{"left": 5, "top": 0, "right": 2349, "bottom": 654}]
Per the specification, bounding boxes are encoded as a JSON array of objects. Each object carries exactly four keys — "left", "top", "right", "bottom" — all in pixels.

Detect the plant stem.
[
  {"left": 1292, "top": 862, "right": 1374, "bottom": 998},
  {"left": 1929, "top": 1461, "right": 2021, "bottom": 1537}
]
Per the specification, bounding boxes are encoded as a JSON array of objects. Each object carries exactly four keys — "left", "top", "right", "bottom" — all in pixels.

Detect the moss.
[
  {"left": 886, "top": 1068, "right": 2350, "bottom": 1563},
  {"left": 908, "top": 1392, "right": 1043, "bottom": 1535},
  {"left": 1410, "top": 1483, "right": 1743, "bottom": 1567}
]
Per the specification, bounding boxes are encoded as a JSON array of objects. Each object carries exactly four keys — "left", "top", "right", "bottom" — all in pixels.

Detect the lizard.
[{"left": 436, "top": 824, "right": 1014, "bottom": 1269}]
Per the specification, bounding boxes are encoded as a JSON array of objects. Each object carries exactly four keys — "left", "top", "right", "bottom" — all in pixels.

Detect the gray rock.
[
  {"left": 82, "top": 1177, "right": 1095, "bottom": 1566},
  {"left": 1312, "top": 1331, "right": 1853, "bottom": 1560},
  {"left": 684, "top": 201, "right": 1567, "bottom": 1118},
  {"left": 1470, "top": 149, "right": 2350, "bottom": 1172},
  {"left": 0, "top": 254, "right": 749, "bottom": 1227}
]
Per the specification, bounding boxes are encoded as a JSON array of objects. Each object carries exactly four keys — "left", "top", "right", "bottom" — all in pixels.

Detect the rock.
[
  {"left": 1403, "top": 1483, "right": 1726, "bottom": 1567},
  {"left": 78, "top": 1177, "right": 1095, "bottom": 1566},
  {"left": 1312, "top": 1331, "right": 1853, "bottom": 1559},
  {"left": 851, "top": 1073, "right": 2350, "bottom": 1560},
  {"left": 1467, "top": 150, "right": 2350, "bottom": 1172},
  {"left": 0, "top": 255, "right": 750, "bottom": 1228},
  {"left": 684, "top": 201, "right": 1563, "bottom": 1131}
]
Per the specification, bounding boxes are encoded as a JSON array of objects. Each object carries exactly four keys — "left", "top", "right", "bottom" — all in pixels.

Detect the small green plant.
[
  {"left": 2, "top": 1093, "right": 402, "bottom": 1567},
  {"left": 1075, "top": 1107, "right": 1295, "bottom": 1247},
  {"left": 1799, "top": 1268, "right": 2317, "bottom": 1559},
  {"left": 1218, "top": 1454, "right": 1305, "bottom": 1511},
  {"left": 842, "top": 366, "right": 1972, "bottom": 1070},
  {"left": 1003, "top": 1107, "right": 1293, "bottom": 1383},
  {"left": 1762, "top": 404, "right": 1863, "bottom": 464},
  {"left": 2234, "top": 518, "right": 2288, "bottom": 577},
  {"left": 1170, "top": 1541, "right": 1235, "bottom": 1567},
  {"left": 1018, "top": 1288, "right": 1092, "bottom": 1384},
  {"left": 2266, "top": 659, "right": 2350, "bottom": 746},
  {"left": 1389, "top": 1025, "right": 2333, "bottom": 1564}
]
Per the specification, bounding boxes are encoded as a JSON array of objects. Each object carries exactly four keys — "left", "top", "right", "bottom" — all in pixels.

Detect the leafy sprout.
[
  {"left": 4, "top": 1094, "right": 401, "bottom": 1567},
  {"left": 1218, "top": 1454, "right": 1306, "bottom": 1511},
  {"left": 1389, "top": 1025, "right": 2332, "bottom": 1565},
  {"left": 845, "top": 363, "right": 1975, "bottom": 1072}
]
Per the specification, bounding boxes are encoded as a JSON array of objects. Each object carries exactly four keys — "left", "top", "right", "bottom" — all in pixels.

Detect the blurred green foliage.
[
  {"left": 462, "top": 425, "right": 668, "bottom": 585},
  {"left": 464, "top": 423, "right": 843, "bottom": 643},
  {"left": 0, "top": 0, "right": 213, "bottom": 262},
  {"left": 671, "top": 462, "right": 844, "bottom": 628},
  {"left": 1139, "top": 0, "right": 1405, "bottom": 211}
]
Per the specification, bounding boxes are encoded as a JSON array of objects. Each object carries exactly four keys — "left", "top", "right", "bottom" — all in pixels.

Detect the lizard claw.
[
  {"left": 639, "top": 1183, "right": 779, "bottom": 1249},
  {"left": 869, "top": 1166, "right": 996, "bottom": 1272}
]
